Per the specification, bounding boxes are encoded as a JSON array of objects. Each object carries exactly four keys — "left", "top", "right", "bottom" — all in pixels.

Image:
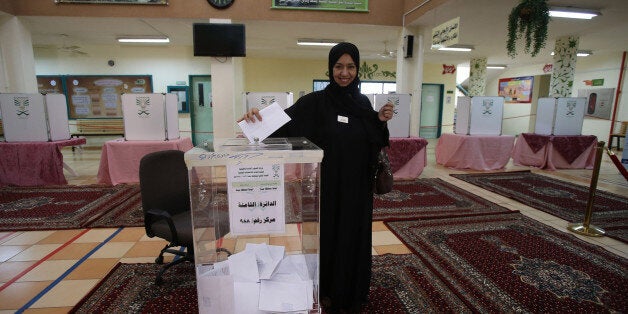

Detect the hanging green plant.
[{"left": 506, "top": 0, "right": 550, "bottom": 58}]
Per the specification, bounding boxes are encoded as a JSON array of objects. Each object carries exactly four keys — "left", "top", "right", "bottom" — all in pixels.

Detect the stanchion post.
[{"left": 567, "top": 141, "right": 606, "bottom": 237}]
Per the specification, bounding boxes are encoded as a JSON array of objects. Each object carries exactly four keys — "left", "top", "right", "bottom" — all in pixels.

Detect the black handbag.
[{"left": 374, "top": 148, "right": 393, "bottom": 194}]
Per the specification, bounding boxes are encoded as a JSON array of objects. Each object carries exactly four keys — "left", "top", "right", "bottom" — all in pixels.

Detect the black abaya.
[{"left": 272, "top": 84, "right": 389, "bottom": 311}]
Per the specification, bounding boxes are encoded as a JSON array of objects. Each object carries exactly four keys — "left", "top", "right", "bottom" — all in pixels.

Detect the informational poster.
[
  {"left": 272, "top": 0, "right": 368, "bottom": 12},
  {"left": 498, "top": 76, "right": 534, "bottom": 103},
  {"left": 37, "top": 76, "right": 64, "bottom": 95},
  {"left": 577, "top": 88, "right": 615, "bottom": 120},
  {"left": 227, "top": 163, "right": 286, "bottom": 235},
  {"left": 64, "top": 75, "right": 152, "bottom": 119}
]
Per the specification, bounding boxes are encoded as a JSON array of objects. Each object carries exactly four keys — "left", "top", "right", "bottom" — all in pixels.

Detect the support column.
[
  {"left": 0, "top": 15, "right": 37, "bottom": 93},
  {"left": 550, "top": 35, "right": 579, "bottom": 97},
  {"left": 468, "top": 57, "right": 487, "bottom": 96},
  {"left": 396, "top": 26, "right": 423, "bottom": 137},
  {"left": 208, "top": 19, "right": 244, "bottom": 139}
]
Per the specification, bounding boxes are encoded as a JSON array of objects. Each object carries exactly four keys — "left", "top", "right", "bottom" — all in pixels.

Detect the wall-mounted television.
[{"left": 193, "top": 23, "right": 246, "bottom": 57}]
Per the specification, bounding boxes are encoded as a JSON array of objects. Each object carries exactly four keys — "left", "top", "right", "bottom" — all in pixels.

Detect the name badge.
[{"left": 337, "top": 115, "right": 348, "bottom": 123}]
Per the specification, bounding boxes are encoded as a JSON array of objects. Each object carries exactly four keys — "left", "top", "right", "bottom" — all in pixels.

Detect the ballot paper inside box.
[
  {"left": 185, "top": 137, "right": 323, "bottom": 314},
  {"left": 455, "top": 96, "right": 504, "bottom": 135},
  {"left": 0, "top": 93, "right": 70, "bottom": 142},
  {"left": 534, "top": 97, "right": 586, "bottom": 135}
]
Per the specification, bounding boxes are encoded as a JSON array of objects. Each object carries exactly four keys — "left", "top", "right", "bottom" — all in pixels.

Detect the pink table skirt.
[
  {"left": 0, "top": 138, "right": 86, "bottom": 186},
  {"left": 97, "top": 137, "right": 193, "bottom": 185},
  {"left": 388, "top": 137, "right": 428, "bottom": 180},
  {"left": 512, "top": 133, "right": 597, "bottom": 170},
  {"left": 435, "top": 133, "right": 515, "bottom": 170}
]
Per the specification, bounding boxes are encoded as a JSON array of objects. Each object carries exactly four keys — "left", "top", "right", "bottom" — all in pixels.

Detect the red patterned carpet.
[
  {"left": 385, "top": 213, "right": 628, "bottom": 313},
  {"left": 0, "top": 184, "right": 142, "bottom": 231},
  {"left": 373, "top": 178, "right": 516, "bottom": 221},
  {"left": 451, "top": 171, "right": 628, "bottom": 243},
  {"left": 70, "top": 254, "right": 470, "bottom": 313}
]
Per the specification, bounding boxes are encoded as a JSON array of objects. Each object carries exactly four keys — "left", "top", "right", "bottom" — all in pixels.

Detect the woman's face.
[{"left": 332, "top": 53, "right": 357, "bottom": 87}]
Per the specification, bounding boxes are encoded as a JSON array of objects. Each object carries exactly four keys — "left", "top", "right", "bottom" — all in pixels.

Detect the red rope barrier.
[{"left": 606, "top": 148, "right": 628, "bottom": 181}]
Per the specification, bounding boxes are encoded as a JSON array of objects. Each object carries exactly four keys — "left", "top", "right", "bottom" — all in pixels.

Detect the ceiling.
[{"left": 16, "top": 0, "right": 628, "bottom": 69}]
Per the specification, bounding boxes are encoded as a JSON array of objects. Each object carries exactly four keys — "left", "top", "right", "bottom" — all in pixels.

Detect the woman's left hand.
[{"left": 378, "top": 102, "right": 394, "bottom": 121}]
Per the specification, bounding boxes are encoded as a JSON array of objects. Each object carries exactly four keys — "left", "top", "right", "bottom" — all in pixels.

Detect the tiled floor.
[{"left": 1, "top": 139, "right": 626, "bottom": 313}]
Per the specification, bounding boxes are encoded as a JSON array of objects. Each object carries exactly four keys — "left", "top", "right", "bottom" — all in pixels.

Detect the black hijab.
[{"left": 327, "top": 42, "right": 361, "bottom": 99}]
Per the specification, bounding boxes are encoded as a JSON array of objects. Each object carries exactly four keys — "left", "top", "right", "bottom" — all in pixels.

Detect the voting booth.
[
  {"left": 185, "top": 137, "right": 322, "bottom": 313},
  {"left": 122, "top": 93, "right": 179, "bottom": 141},
  {"left": 534, "top": 97, "right": 586, "bottom": 135},
  {"left": 244, "top": 92, "right": 293, "bottom": 112},
  {"left": 455, "top": 96, "right": 504, "bottom": 135},
  {"left": 373, "top": 93, "right": 411, "bottom": 138},
  {"left": 0, "top": 93, "right": 70, "bottom": 142}
]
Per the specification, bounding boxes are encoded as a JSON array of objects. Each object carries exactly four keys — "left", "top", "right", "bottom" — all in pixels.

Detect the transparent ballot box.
[{"left": 184, "top": 137, "right": 323, "bottom": 313}]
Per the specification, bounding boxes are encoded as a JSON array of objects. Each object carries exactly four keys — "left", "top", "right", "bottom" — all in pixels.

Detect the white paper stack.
[{"left": 196, "top": 243, "right": 316, "bottom": 314}]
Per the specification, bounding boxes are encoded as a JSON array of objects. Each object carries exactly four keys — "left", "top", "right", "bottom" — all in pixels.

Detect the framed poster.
[
  {"left": 37, "top": 75, "right": 65, "bottom": 95},
  {"left": 65, "top": 75, "right": 153, "bottom": 119},
  {"left": 577, "top": 88, "right": 615, "bottom": 120},
  {"left": 55, "top": 0, "right": 167, "bottom": 4},
  {"left": 498, "top": 76, "right": 534, "bottom": 103},
  {"left": 272, "top": 0, "right": 368, "bottom": 12}
]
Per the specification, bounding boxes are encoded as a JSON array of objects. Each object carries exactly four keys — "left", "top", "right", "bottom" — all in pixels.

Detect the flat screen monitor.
[{"left": 193, "top": 23, "right": 246, "bottom": 57}]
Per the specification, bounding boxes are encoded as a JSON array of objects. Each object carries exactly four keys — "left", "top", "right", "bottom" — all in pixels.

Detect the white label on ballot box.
[{"left": 227, "top": 163, "right": 286, "bottom": 235}]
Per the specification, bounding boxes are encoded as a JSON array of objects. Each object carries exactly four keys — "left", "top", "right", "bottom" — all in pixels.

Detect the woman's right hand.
[{"left": 237, "top": 107, "right": 262, "bottom": 123}]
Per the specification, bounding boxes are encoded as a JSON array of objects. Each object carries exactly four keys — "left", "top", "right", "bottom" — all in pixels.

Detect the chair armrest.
[{"left": 146, "top": 208, "right": 180, "bottom": 244}]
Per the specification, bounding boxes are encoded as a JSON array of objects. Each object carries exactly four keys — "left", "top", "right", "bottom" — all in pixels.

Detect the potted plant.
[{"left": 506, "top": 0, "right": 550, "bottom": 58}]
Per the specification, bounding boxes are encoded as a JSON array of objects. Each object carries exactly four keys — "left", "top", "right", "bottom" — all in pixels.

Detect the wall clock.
[{"left": 207, "top": 0, "right": 234, "bottom": 9}]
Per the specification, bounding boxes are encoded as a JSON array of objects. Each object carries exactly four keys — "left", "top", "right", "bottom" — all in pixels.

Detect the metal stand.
[{"left": 567, "top": 141, "right": 606, "bottom": 237}]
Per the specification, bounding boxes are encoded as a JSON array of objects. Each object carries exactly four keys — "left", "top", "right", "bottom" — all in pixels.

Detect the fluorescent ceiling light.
[
  {"left": 117, "top": 36, "right": 170, "bottom": 43},
  {"left": 437, "top": 44, "right": 474, "bottom": 52},
  {"left": 551, "top": 50, "right": 592, "bottom": 57},
  {"left": 549, "top": 7, "right": 600, "bottom": 19},
  {"left": 487, "top": 64, "right": 507, "bottom": 69},
  {"left": 297, "top": 39, "right": 342, "bottom": 47}
]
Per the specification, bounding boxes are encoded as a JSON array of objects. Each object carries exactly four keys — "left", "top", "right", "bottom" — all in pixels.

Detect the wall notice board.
[{"left": 64, "top": 75, "right": 153, "bottom": 119}]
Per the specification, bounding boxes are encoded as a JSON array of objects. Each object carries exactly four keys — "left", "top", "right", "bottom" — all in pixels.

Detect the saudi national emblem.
[
  {"left": 482, "top": 99, "right": 494, "bottom": 115},
  {"left": 14, "top": 97, "right": 30, "bottom": 119},
  {"left": 136, "top": 96, "right": 150, "bottom": 118},
  {"left": 261, "top": 96, "right": 276, "bottom": 107},
  {"left": 565, "top": 100, "right": 576, "bottom": 116}
]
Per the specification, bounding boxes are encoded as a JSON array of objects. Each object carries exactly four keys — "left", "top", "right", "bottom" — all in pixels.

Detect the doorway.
[
  {"left": 419, "top": 83, "right": 444, "bottom": 139},
  {"left": 189, "top": 75, "right": 213, "bottom": 146}
]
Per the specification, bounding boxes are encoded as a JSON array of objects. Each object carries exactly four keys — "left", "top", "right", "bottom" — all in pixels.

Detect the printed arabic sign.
[
  {"left": 272, "top": 0, "right": 368, "bottom": 12},
  {"left": 227, "top": 164, "right": 286, "bottom": 235},
  {"left": 431, "top": 17, "right": 459, "bottom": 49}
]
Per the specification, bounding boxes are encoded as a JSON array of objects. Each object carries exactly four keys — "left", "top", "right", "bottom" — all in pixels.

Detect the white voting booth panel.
[
  {"left": 185, "top": 138, "right": 322, "bottom": 314},
  {"left": 122, "top": 93, "right": 179, "bottom": 141},
  {"left": 534, "top": 97, "right": 586, "bottom": 135},
  {"left": 373, "top": 93, "right": 411, "bottom": 138},
  {"left": 0, "top": 93, "right": 70, "bottom": 142},
  {"left": 455, "top": 96, "right": 504, "bottom": 135},
  {"left": 244, "top": 92, "right": 293, "bottom": 112}
]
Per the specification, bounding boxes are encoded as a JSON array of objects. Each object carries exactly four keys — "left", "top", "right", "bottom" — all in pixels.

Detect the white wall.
[{"left": 35, "top": 44, "right": 628, "bottom": 143}]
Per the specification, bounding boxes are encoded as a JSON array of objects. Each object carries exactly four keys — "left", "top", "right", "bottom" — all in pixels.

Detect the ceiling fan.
[
  {"left": 377, "top": 41, "right": 396, "bottom": 59},
  {"left": 57, "top": 34, "right": 88, "bottom": 56}
]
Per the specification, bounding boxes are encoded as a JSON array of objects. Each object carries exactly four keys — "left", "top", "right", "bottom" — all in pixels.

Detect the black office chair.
[{"left": 139, "top": 150, "right": 194, "bottom": 284}]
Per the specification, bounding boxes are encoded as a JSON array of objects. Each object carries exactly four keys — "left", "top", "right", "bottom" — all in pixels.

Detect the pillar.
[
  {"left": 468, "top": 57, "right": 487, "bottom": 96},
  {"left": 549, "top": 36, "right": 579, "bottom": 97}
]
